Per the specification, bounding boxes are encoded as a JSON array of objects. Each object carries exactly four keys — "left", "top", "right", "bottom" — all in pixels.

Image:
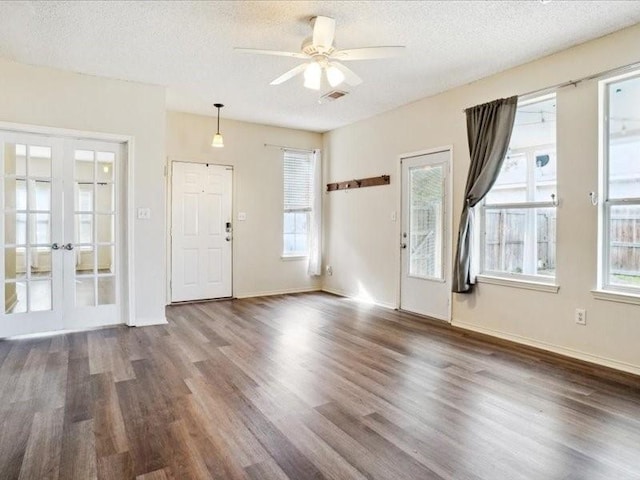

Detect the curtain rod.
[
  {"left": 264, "top": 143, "right": 315, "bottom": 153},
  {"left": 463, "top": 59, "right": 640, "bottom": 112}
]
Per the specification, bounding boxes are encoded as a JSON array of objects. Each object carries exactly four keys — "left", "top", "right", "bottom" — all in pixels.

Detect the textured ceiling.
[{"left": 1, "top": 1, "right": 640, "bottom": 133}]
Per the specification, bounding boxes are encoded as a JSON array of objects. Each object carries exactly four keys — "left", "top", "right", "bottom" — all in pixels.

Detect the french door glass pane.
[
  {"left": 5, "top": 282, "right": 26, "bottom": 314},
  {"left": 29, "top": 280, "right": 52, "bottom": 312},
  {"left": 4, "top": 143, "right": 26, "bottom": 175},
  {"left": 97, "top": 151, "right": 115, "bottom": 182},
  {"left": 409, "top": 164, "right": 443, "bottom": 280},
  {"left": 77, "top": 249, "right": 95, "bottom": 275},
  {"left": 98, "top": 276, "right": 115, "bottom": 305},
  {"left": 5, "top": 212, "right": 26, "bottom": 245},
  {"left": 97, "top": 214, "right": 114, "bottom": 243},
  {"left": 96, "top": 183, "right": 114, "bottom": 212},
  {"left": 33, "top": 180, "right": 51, "bottom": 210},
  {"left": 97, "top": 245, "right": 114, "bottom": 274},
  {"left": 28, "top": 146, "right": 51, "bottom": 177},
  {"left": 76, "top": 277, "right": 95, "bottom": 307},
  {"left": 5, "top": 178, "right": 26, "bottom": 210},
  {"left": 5, "top": 247, "right": 26, "bottom": 280},
  {"left": 75, "top": 214, "right": 93, "bottom": 244},
  {"left": 31, "top": 213, "right": 51, "bottom": 244}
]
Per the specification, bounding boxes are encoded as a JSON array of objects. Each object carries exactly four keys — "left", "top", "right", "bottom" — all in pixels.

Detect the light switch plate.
[
  {"left": 137, "top": 207, "right": 151, "bottom": 220},
  {"left": 238, "top": 212, "right": 247, "bottom": 221}
]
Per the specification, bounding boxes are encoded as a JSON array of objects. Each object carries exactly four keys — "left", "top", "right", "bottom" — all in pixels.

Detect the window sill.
[
  {"left": 281, "top": 255, "right": 308, "bottom": 261},
  {"left": 476, "top": 275, "right": 560, "bottom": 293},
  {"left": 591, "top": 289, "right": 640, "bottom": 306}
]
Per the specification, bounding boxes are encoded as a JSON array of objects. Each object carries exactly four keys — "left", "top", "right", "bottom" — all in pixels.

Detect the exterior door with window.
[
  {"left": 171, "top": 162, "right": 232, "bottom": 302},
  {"left": 400, "top": 150, "right": 452, "bottom": 321},
  {"left": 0, "top": 132, "right": 123, "bottom": 337}
]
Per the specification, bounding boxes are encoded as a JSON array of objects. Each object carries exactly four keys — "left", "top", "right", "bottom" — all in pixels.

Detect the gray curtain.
[{"left": 452, "top": 96, "right": 518, "bottom": 293}]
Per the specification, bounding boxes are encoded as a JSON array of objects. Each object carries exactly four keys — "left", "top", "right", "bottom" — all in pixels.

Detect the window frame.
[
  {"left": 598, "top": 71, "right": 640, "bottom": 295},
  {"left": 282, "top": 150, "right": 313, "bottom": 258},
  {"left": 478, "top": 93, "right": 558, "bottom": 285}
]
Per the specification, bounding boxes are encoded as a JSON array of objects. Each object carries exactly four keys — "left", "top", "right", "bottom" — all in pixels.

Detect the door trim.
[
  {"left": 396, "top": 145, "right": 453, "bottom": 322},
  {"left": 0, "top": 121, "right": 135, "bottom": 326},
  {"left": 166, "top": 159, "right": 234, "bottom": 303}
]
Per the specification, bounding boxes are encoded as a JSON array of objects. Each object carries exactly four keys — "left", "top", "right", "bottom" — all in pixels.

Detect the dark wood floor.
[{"left": 1, "top": 292, "right": 640, "bottom": 479}]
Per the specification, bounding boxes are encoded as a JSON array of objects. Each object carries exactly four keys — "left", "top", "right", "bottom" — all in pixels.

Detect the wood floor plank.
[
  {"left": 18, "top": 408, "right": 63, "bottom": 480},
  {"left": 59, "top": 419, "right": 98, "bottom": 480},
  {"left": 0, "top": 292, "right": 639, "bottom": 480}
]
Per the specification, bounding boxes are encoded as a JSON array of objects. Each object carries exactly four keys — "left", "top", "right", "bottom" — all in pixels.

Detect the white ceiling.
[{"left": 1, "top": 1, "right": 640, "bottom": 133}]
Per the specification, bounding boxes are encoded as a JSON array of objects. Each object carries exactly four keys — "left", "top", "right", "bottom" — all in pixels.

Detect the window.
[
  {"left": 480, "top": 95, "right": 557, "bottom": 281},
  {"left": 283, "top": 150, "right": 312, "bottom": 256},
  {"left": 600, "top": 74, "right": 640, "bottom": 292}
]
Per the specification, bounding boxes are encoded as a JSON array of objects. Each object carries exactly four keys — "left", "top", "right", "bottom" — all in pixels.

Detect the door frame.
[
  {"left": 396, "top": 145, "right": 454, "bottom": 322},
  {"left": 166, "top": 159, "right": 234, "bottom": 303},
  {"left": 0, "top": 121, "right": 135, "bottom": 327}
]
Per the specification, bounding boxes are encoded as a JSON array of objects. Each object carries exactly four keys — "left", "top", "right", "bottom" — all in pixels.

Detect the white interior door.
[
  {"left": 0, "top": 132, "right": 124, "bottom": 337},
  {"left": 400, "top": 149, "right": 452, "bottom": 321},
  {"left": 171, "top": 162, "right": 232, "bottom": 302}
]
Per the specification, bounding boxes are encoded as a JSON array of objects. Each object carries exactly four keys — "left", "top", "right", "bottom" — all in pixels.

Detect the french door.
[
  {"left": 0, "top": 131, "right": 122, "bottom": 337},
  {"left": 400, "top": 149, "right": 452, "bottom": 321}
]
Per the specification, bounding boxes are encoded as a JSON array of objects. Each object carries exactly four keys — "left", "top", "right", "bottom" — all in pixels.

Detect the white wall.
[
  {"left": 166, "top": 111, "right": 322, "bottom": 298},
  {"left": 0, "top": 58, "right": 166, "bottom": 325},
  {"left": 323, "top": 23, "right": 640, "bottom": 374}
]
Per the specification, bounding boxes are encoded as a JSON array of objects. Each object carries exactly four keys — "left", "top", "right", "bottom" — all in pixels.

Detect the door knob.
[
  {"left": 401, "top": 242, "right": 407, "bottom": 249},
  {"left": 51, "top": 243, "right": 61, "bottom": 250},
  {"left": 63, "top": 243, "right": 75, "bottom": 251},
  {"left": 225, "top": 236, "right": 232, "bottom": 242}
]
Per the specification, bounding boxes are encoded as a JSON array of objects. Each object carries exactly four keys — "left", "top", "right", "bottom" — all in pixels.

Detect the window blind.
[{"left": 283, "top": 150, "right": 312, "bottom": 211}]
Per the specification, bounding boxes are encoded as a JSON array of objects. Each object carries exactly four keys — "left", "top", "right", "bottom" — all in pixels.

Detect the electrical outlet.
[
  {"left": 575, "top": 308, "right": 586, "bottom": 325},
  {"left": 325, "top": 265, "right": 333, "bottom": 276}
]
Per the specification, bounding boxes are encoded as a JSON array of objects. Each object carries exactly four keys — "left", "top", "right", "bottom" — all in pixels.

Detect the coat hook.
[
  {"left": 589, "top": 192, "right": 598, "bottom": 206},
  {"left": 550, "top": 193, "right": 558, "bottom": 206}
]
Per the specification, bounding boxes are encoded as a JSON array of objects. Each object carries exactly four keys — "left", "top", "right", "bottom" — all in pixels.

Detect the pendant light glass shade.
[
  {"left": 211, "top": 103, "right": 225, "bottom": 148},
  {"left": 211, "top": 133, "right": 224, "bottom": 148}
]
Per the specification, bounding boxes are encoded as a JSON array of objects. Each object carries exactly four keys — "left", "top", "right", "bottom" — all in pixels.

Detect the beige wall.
[
  {"left": 323, "top": 23, "right": 640, "bottom": 374},
  {"left": 0, "top": 58, "right": 166, "bottom": 325},
  {"left": 166, "top": 112, "right": 322, "bottom": 298}
]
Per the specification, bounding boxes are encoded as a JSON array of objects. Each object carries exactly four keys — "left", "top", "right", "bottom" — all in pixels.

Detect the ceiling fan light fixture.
[
  {"left": 304, "top": 62, "right": 322, "bottom": 90},
  {"left": 326, "top": 64, "right": 345, "bottom": 87},
  {"left": 211, "top": 103, "right": 225, "bottom": 148}
]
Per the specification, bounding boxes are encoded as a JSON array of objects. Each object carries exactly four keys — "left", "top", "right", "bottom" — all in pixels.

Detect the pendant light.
[{"left": 211, "top": 103, "right": 224, "bottom": 148}]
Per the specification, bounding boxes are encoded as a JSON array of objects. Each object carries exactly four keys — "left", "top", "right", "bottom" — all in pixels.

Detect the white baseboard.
[
  {"left": 452, "top": 319, "right": 640, "bottom": 376},
  {"left": 321, "top": 287, "right": 398, "bottom": 310},
  {"left": 235, "top": 286, "right": 321, "bottom": 299},
  {"left": 133, "top": 316, "right": 168, "bottom": 327}
]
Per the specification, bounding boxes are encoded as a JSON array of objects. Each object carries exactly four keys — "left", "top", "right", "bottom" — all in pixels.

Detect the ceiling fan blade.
[
  {"left": 270, "top": 63, "right": 309, "bottom": 85},
  {"left": 312, "top": 16, "right": 336, "bottom": 49},
  {"left": 332, "top": 63, "right": 362, "bottom": 86},
  {"left": 333, "top": 46, "right": 406, "bottom": 61},
  {"left": 234, "top": 48, "right": 308, "bottom": 59}
]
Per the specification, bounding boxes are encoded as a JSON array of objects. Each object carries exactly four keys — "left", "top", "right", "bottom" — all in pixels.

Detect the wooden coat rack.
[{"left": 326, "top": 175, "right": 390, "bottom": 192}]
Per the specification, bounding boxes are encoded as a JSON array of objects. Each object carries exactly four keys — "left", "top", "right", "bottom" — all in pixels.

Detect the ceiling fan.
[{"left": 235, "top": 16, "right": 405, "bottom": 90}]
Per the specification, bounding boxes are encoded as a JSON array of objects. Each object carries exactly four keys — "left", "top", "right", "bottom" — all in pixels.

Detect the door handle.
[
  {"left": 51, "top": 243, "right": 61, "bottom": 250},
  {"left": 225, "top": 236, "right": 232, "bottom": 242},
  {"left": 63, "top": 243, "right": 75, "bottom": 251},
  {"left": 401, "top": 243, "right": 407, "bottom": 249}
]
